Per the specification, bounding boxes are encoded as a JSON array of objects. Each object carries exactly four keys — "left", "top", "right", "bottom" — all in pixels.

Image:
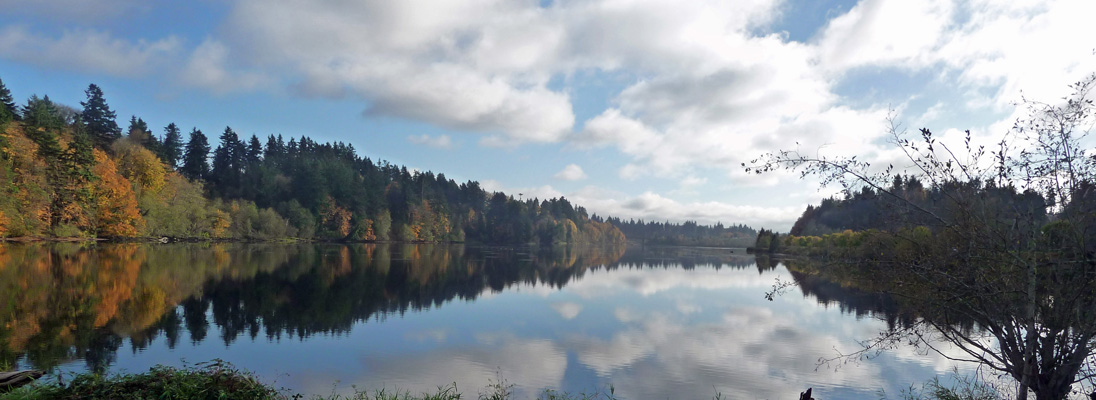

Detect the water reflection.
[{"left": 1, "top": 243, "right": 966, "bottom": 399}]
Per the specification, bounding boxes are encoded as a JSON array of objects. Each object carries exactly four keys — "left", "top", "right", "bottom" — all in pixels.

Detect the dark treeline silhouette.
[
  {"left": 605, "top": 217, "right": 755, "bottom": 247},
  {"left": 787, "top": 174, "right": 1045, "bottom": 237}
]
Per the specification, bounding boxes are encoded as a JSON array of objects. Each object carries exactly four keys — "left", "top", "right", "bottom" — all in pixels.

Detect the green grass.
[
  {"left": 3, "top": 360, "right": 281, "bottom": 400},
  {"left": 1, "top": 362, "right": 622, "bottom": 400},
  {"left": 4, "top": 361, "right": 996, "bottom": 400}
]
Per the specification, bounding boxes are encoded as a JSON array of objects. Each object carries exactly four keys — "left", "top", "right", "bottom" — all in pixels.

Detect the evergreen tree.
[
  {"left": 181, "top": 128, "right": 210, "bottom": 181},
  {"left": 62, "top": 129, "right": 95, "bottom": 183},
  {"left": 0, "top": 76, "right": 17, "bottom": 123},
  {"left": 263, "top": 135, "right": 284, "bottom": 167},
  {"left": 210, "top": 127, "right": 241, "bottom": 188},
  {"left": 22, "top": 95, "right": 64, "bottom": 133},
  {"left": 159, "top": 123, "right": 184, "bottom": 169},
  {"left": 247, "top": 135, "right": 262, "bottom": 164},
  {"left": 126, "top": 115, "right": 160, "bottom": 151},
  {"left": 80, "top": 84, "right": 121, "bottom": 149}
]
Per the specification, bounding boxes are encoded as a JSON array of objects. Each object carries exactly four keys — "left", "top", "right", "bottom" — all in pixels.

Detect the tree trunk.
[{"left": 1018, "top": 260, "right": 1040, "bottom": 400}]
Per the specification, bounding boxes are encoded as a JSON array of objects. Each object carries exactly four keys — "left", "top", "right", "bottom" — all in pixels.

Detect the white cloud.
[
  {"left": 481, "top": 180, "right": 801, "bottom": 230},
  {"left": 0, "top": 26, "right": 180, "bottom": 77},
  {"left": 553, "top": 164, "right": 587, "bottom": 181},
  {"left": 19, "top": 0, "right": 1086, "bottom": 225},
  {"left": 322, "top": 335, "right": 567, "bottom": 399},
  {"left": 815, "top": 0, "right": 955, "bottom": 72},
  {"left": 223, "top": 0, "right": 576, "bottom": 143},
  {"left": 550, "top": 302, "right": 583, "bottom": 319},
  {"left": 179, "top": 39, "right": 271, "bottom": 94},
  {"left": 407, "top": 134, "right": 454, "bottom": 149}
]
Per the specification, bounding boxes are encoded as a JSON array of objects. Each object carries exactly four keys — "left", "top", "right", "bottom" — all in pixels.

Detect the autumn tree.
[
  {"left": 112, "top": 138, "right": 167, "bottom": 194},
  {"left": 80, "top": 84, "right": 121, "bottom": 149},
  {"left": 91, "top": 149, "right": 142, "bottom": 236}
]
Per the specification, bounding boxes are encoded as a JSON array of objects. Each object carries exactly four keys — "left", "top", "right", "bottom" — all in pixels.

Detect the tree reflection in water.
[{"left": 2, "top": 242, "right": 923, "bottom": 388}]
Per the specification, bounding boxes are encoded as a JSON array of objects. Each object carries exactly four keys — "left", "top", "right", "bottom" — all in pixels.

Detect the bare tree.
[{"left": 748, "top": 73, "right": 1096, "bottom": 400}]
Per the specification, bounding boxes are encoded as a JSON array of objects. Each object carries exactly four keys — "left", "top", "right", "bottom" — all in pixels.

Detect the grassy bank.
[
  {"left": 2, "top": 361, "right": 1000, "bottom": 400},
  {"left": 0, "top": 361, "right": 621, "bottom": 400}
]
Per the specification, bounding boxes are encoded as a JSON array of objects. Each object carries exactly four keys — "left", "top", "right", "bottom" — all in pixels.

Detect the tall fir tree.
[
  {"left": 247, "top": 135, "right": 262, "bottom": 164},
  {"left": 210, "top": 126, "right": 245, "bottom": 195},
  {"left": 181, "top": 128, "right": 210, "bottom": 181},
  {"left": 80, "top": 84, "right": 121, "bottom": 149},
  {"left": 126, "top": 115, "right": 160, "bottom": 151},
  {"left": 159, "top": 123, "right": 184, "bottom": 169},
  {"left": 22, "top": 95, "right": 64, "bottom": 133},
  {"left": 0, "top": 76, "right": 17, "bottom": 124}
]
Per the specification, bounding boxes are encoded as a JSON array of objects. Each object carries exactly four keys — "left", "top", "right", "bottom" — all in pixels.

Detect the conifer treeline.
[
  {"left": 0, "top": 79, "right": 624, "bottom": 245},
  {"left": 788, "top": 174, "right": 1045, "bottom": 236},
  {"left": 604, "top": 217, "right": 756, "bottom": 247}
]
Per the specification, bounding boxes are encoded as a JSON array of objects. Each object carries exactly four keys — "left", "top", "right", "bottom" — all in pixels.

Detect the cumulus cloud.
[
  {"left": 17, "top": 0, "right": 1086, "bottom": 227},
  {"left": 815, "top": 0, "right": 955, "bottom": 72},
  {"left": 222, "top": 0, "right": 576, "bottom": 143},
  {"left": 163, "top": 0, "right": 1093, "bottom": 189},
  {"left": 484, "top": 180, "right": 802, "bottom": 229},
  {"left": 347, "top": 336, "right": 567, "bottom": 398},
  {"left": 179, "top": 39, "right": 271, "bottom": 94},
  {"left": 407, "top": 134, "right": 454, "bottom": 149},
  {"left": 550, "top": 302, "right": 583, "bottom": 319},
  {"left": 553, "top": 164, "right": 587, "bottom": 181},
  {"left": 0, "top": 26, "right": 180, "bottom": 77}
]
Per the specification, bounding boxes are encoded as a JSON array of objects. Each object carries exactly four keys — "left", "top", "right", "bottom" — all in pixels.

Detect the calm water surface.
[{"left": 2, "top": 243, "right": 970, "bottom": 399}]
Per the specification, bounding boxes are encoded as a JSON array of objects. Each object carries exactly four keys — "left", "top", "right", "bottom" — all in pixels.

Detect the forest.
[
  {"left": 0, "top": 77, "right": 626, "bottom": 245},
  {"left": 605, "top": 217, "right": 755, "bottom": 247}
]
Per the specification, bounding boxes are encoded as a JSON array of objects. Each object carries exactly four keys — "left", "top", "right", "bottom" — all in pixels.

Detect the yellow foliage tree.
[
  {"left": 91, "top": 149, "right": 143, "bottom": 236},
  {"left": 111, "top": 139, "right": 166, "bottom": 194}
]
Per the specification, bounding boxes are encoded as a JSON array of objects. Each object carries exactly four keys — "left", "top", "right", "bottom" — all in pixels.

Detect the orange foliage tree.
[
  {"left": 91, "top": 149, "right": 143, "bottom": 236},
  {"left": 320, "top": 196, "right": 352, "bottom": 238}
]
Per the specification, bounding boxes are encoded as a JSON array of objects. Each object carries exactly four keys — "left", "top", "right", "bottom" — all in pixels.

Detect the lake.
[{"left": 1, "top": 243, "right": 971, "bottom": 399}]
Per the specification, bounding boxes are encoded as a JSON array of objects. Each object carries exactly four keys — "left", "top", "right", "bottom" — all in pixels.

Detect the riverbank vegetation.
[
  {"left": 2, "top": 361, "right": 625, "bottom": 400},
  {"left": 1, "top": 361, "right": 1002, "bottom": 400},
  {"left": 749, "top": 73, "right": 1096, "bottom": 399},
  {"left": 0, "top": 77, "right": 623, "bottom": 245}
]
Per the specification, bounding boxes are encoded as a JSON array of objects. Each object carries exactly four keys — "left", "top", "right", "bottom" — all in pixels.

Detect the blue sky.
[{"left": 1, "top": 0, "right": 1093, "bottom": 230}]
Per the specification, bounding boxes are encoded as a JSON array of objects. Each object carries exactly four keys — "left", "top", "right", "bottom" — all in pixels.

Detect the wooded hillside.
[{"left": 0, "top": 78, "right": 624, "bottom": 245}]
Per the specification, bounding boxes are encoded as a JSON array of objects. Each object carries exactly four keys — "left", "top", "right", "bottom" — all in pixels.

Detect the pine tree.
[
  {"left": 0, "top": 76, "right": 17, "bottom": 123},
  {"left": 80, "top": 84, "right": 121, "bottom": 149},
  {"left": 210, "top": 127, "right": 244, "bottom": 193},
  {"left": 181, "top": 128, "right": 210, "bottom": 181},
  {"left": 247, "top": 135, "right": 262, "bottom": 164},
  {"left": 22, "top": 95, "right": 64, "bottom": 133},
  {"left": 126, "top": 115, "right": 160, "bottom": 151},
  {"left": 159, "top": 123, "right": 184, "bottom": 169}
]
